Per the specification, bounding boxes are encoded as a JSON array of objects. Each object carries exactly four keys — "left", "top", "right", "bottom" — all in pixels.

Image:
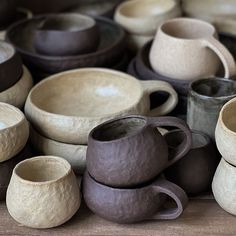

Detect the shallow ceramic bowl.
[
  {"left": 34, "top": 14, "right": 99, "bottom": 56},
  {"left": 30, "top": 126, "right": 87, "bottom": 175},
  {"left": 0, "top": 41, "right": 22, "bottom": 92},
  {"left": 6, "top": 15, "right": 125, "bottom": 74},
  {"left": 0, "top": 102, "right": 29, "bottom": 162},
  {"left": 114, "top": 0, "right": 181, "bottom": 35},
  {"left": 0, "top": 66, "right": 33, "bottom": 109}
]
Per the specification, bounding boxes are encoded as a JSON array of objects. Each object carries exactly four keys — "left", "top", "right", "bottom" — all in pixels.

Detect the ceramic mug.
[
  {"left": 212, "top": 158, "right": 236, "bottom": 216},
  {"left": 6, "top": 156, "right": 81, "bottom": 228},
  {"left": 150, "top": 18, "right": 236, "bottom": 80},
  {"left": 83, "top": 171, "right": 188, "bottom": 223},
  {"left": 187, "top": 78, "right": 236, "bottom": 140},
  {"left": 215, "top": 97, "right": 236, "bottom": 165},
  {"left": 164, "top": 130, "right": 219, "bottom": 195},
  {"left": 87, "top": 115, "right": 192, "bottom": 187}
]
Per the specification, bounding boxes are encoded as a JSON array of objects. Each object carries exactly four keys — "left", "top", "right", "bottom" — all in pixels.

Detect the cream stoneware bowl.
[
  {"left": 114, "top": 0, "right": 181, "bottom": 36},
  {"left": 6, "top": 156, "right": 81, "bottom": 229},
  {"left": 0, "top": 66, "right": 33, "bottom": 109},
  {"left": 215, "top": 97, "right": 236, "bottom": 165},
  {"left": 212, "top": 158, "right": 236, "bottom": 216},
  {"left": 0, "top": 102, "right": 29, "bottom": 162},
  {"left": 25, "top": 68, "right": 178, "bottom": 144},
  {"left": 127, "top": 34, "right": 153, "bottom": 51},
  {"left": 30, "top": 126, "right": 87, "bottom": 175}
]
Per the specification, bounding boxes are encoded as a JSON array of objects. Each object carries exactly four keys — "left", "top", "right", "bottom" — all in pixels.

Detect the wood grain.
[{"left": 0, "top": 199, "right": 235, "bottom": 236}]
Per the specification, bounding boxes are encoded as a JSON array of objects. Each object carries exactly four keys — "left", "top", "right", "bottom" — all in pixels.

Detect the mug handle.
[
  {"left": 202, "top": 36, "right": 236, "bottom": 78},
  {"left": 147, "top": 116, "right": 192, "bottom": 167},
  {"left": 149, "top": 178, "right": 188, "bottom": 220},
  {"left": 140, "top": 80, "right": 178, "bottom": 116}
]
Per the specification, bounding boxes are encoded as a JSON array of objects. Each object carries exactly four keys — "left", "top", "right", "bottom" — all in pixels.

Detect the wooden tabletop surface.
[{"left": 0, "top": 197, "right": 235, "bottom": 236}]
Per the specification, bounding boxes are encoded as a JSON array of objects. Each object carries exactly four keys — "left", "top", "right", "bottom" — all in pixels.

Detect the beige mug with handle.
[{"left": 150, "top": 17, "right": 236, "bottom": 80}]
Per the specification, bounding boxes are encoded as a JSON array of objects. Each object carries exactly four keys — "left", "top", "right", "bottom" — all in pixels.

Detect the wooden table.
[{"left": 0, "top": 198, "right": 236, "bottom": 236}]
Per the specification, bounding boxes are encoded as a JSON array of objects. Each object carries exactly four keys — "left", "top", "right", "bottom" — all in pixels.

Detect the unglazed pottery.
[
  {"left": 187, "top": 78, "right": 236, "bottom": 140},
  {"left": 212, "top": 158, "right": 236, "bottom": 216},
  {"left": 0, "top": 0, "right": 16, "bottom": 28},
  {"left": 6, "top": 156, "right": 81, "bottom": 228},
  {"left": 114, "top": 0, "right": 181, "bottom": 36},
  {"left": 0, "top": 102, "right": 29, "bottom": 162},
  {"left": 215, "top": 97, "right": 236, "bottom": 165},
  {"left": 0, "top": 66, "right": 33, "bottom": 109},
  {"left": 83, "top": 171, "right": 188, "bottom": 223},
  {"left": 25, "top": 68, "right": 178, "bottom": 144},
  {"left": 0, "top": 41, "right": 22, "bottom": 92},
  {"left": 6, "top": 16, "right": 126, "bottom": 74},
  {"left": 30, "top": 126, "right": 86, "bottom": 175},
  {"left": 34, "top": 14, "right": 99, "bottom": 56},
  {"left": 0, "top": 145, "right": 32, "bottom": 200},
  {"left": 150, "top": 18, "right": 236, "bottom": 80},
  {"left": 164, "top": 130, "right": 219, "bottom": 195},
  {"left": 87, "top": 115, "right": 191, "bottom": 187}
]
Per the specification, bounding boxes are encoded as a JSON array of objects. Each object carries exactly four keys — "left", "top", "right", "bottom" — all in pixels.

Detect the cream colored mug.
[{"left": 150, "top": 18, "right": 236, "bottom": 80}]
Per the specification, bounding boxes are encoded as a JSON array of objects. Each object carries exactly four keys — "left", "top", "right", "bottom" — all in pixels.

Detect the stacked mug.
[
  {"left": 213, "top": 97, "right": 236, "bottom": 216},
  {"left": 83, "top": 115, "right": 193, "bottom": 223}
]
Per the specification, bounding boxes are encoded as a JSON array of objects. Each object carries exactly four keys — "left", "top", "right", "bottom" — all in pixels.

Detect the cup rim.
[{"left": 13, "top": 156, "right": 72, "bottom": 185}]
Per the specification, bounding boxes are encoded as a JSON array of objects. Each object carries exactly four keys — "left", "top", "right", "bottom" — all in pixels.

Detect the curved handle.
[
  {"left": 202, "top": 36, "right": 236, "bottom": 78},
  {"left": 147, "top": 116, "right": 192, "bottom": 167},
  {"left": 140, "top": 80, "right": 178, "bottom": 116},
  {"left": 150, "top": 178, "right": 188, "bottom": 220}
]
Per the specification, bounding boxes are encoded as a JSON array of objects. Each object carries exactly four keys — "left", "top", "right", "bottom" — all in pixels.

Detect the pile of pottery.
[
  {"left": 6, "top": 13, "right": 126, "bottom": 80},
  {"left": 0, "top": 102, "right": 32, "bottom": 200},
  {"left": 114, "top": 0, "right": 181, "bottom": 51},
  {"left": 0, "top": 41, "right": 33, "bottom": 109}
]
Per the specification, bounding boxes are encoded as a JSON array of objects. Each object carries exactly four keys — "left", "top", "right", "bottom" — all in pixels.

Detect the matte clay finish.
[
  {"left": 6, "top": 16, "right": 126, "bottom": 74},
  {"left": 187, "top": 78, "right": 236, "bottom": 140},
  {"left": 83, "top": 171, "right": 188, "bottom": 223},
  {"left": 0, "top": 66, "right": 33, "bottom": 109},
  {"left": 25, "top": 68, "right": 178, "bottom": 144},
  {"left": 87, "top": 115, "right": 192, "bottom": 187},
  {"left": 34, "top": 14, "right": 99, "bottom": 56},
  {"left": 0, "top": 0, "right": 16, "bottom": 29},
  {"left": 0, "top": 102, "right": 29, "bottom": 162},
  {"left": 6, "top": 156, "right": 81, "bottom": 228},
  {"left": 0, "top": 145, "right": 32, "bottom": 200},
  {"left": 0, "top": 41, "right": 22, "bottom": 92},
  {"left": 212, "top": 158, "right": 236, "bottom": 215},
  {"left": 164, "top": 130, "right": 219, "bottom": 195},
  {"left": 150, "top": 18, "right": 236, "bottom": 80},
  {"left": 215, "top": 97, "right": 236, "bottom": 165},
  {"left": 30, "top": 126, "right": 86, "bottom": 175},
  {"left": 114, "top": 0, "right": 181, "bottom": 36}
]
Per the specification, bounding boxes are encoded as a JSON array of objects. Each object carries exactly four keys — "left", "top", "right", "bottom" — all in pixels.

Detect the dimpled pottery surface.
[
  {"left": 6, "top": 156, "right": 81, "bottom": 228},
  {"left": 0, "top": 103, "right": 29, "bottom": 162}
]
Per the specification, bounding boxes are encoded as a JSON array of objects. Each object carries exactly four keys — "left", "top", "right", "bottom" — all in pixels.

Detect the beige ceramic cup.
[
  {"left": 6, "top": 156, "right": 81, "bottom": 228},
  {"left": 215, "top": 97, "right": 236, "bottom": 165},
  {"left": 212, "top": 158, "right": 236, "bottom": 216},
  {"left": 25, "top": 68, "right": 178, "bottom": 144},
  {"left": 150, "top": 18, "right": 236, "bottom": 80}
]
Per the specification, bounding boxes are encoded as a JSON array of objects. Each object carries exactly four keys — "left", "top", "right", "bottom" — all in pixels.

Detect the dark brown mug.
[
  {"left": 87, "top": 115, "right": 192, "bottom": 187},
  {"left": 83, "top": 171, "right": 188, "bottom": 223}
]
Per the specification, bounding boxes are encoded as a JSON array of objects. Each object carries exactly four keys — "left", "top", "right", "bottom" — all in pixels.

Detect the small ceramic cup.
[
  {"left": 215, "top": 97, "right": 236, "bottom": 165},
  {"left": 150, "top": 18, "right": 236, "bottom": 80},
  {"left": 212, "top": 158, "right": 236, "bottom": 216},
  {"left": 0, "top": 102, "right": 29, "bottom": 162},
  {"left": 87, "top": 115, "right": 192, "bottom": 187},
  {"left": 83, "top": 171, "right": 188, "bottom": 223},
  {"left": 164, "top": 130, "right": 219, "bottom": 195},
  {"left": 6, "top": 156, "right": 81, "bottom": 228},
  {"left": 34, "top": 13, "right": 99, "bottom": 56},
  {"left": 187, "top": 78, "right": 236, "bottom": 140}
]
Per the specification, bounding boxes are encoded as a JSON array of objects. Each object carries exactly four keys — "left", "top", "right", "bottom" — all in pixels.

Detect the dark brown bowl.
[
  {"left": 0, "top": 144, "right": 33, "bottom": 200},
  {"left": 6, "top": 15, "right": 126, "bottom": 74},
  {"left": 0, "top": 0, "right": 16, "bottom": 29},
  {"left": 34, "top": 14, "right": 100, "bottom": 56},
  {"left": 0, "top": 41, "right": 22, "bottom": 92}
]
